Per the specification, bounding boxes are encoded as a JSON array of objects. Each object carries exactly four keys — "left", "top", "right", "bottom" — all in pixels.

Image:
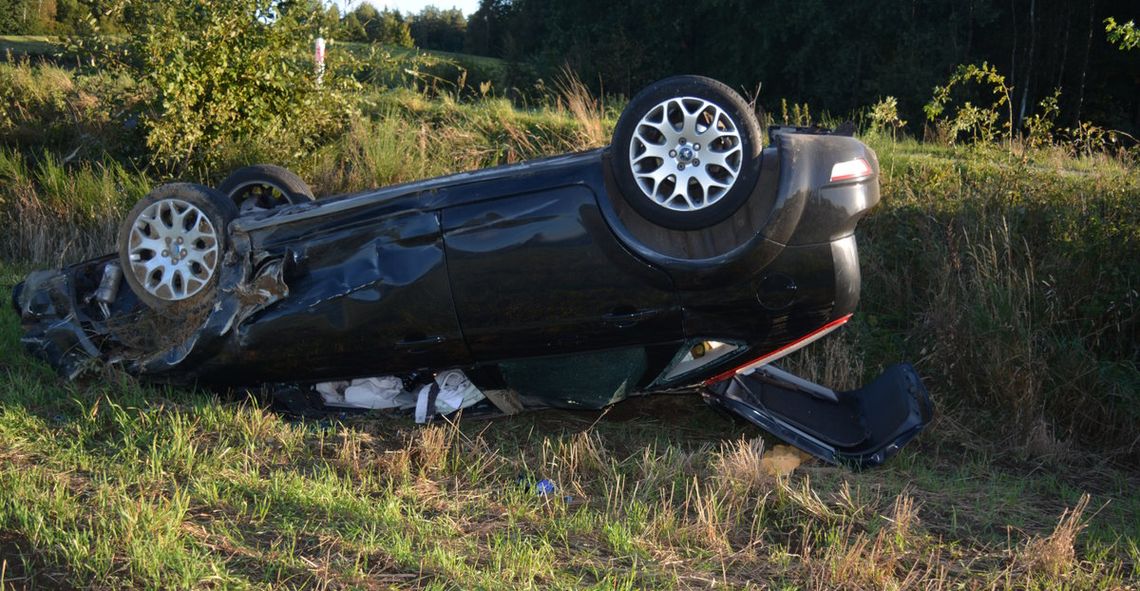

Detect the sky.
[{"left": 332, "top": 0, "right": 480, "bottom": 17}]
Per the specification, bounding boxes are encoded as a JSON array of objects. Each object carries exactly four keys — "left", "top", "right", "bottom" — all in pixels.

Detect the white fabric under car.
[
  {"left": 415, "top": 369, "right": 485, "bottom": 423},
  {"left": 314, "top": 371, "right": 484, "bottom": 418},
  {"left": 316, "top": 377, "right": 415, "bottom": 409}
]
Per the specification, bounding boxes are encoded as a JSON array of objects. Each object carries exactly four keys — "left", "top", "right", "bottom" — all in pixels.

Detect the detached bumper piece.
[{"left": 706, "top": 363, "right": 933, "bottom": 469}]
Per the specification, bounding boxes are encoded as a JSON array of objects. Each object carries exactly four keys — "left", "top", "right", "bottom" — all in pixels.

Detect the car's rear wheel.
[
  {"left": 118, "top": 183, "right": 238, "bottom": 311},
  {"left": 611, "top": 76, "right": 763, "bottom": 230},
  {"left": 217, "top": 164, "right": 314, "bottom": 212}
]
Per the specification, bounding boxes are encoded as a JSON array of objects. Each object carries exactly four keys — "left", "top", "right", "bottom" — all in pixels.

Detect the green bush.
[
  {"left": 869, "top": 96, "right": 907, "bottom": 138},
  {"left": 924, "top": 62, "right": 1013, "bottom": 148},
  {"left": 116, "top": 0, "right": 358, "bottom": 173}
]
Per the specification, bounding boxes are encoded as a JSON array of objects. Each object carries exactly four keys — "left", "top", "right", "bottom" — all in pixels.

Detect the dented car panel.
[{"left": 14, "top": 121, "right": 932, "bottom": 467}]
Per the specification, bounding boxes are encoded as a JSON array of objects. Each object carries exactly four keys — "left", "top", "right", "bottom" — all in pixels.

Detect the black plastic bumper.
[{"left": 705, "top": 363, "right": 933, "bottom": 469}]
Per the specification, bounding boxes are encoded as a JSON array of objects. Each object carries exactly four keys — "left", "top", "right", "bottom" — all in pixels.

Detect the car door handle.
[
  {"left": 603, "top": 308, "right": 660, "bottom": 328},
  {"left": 396, "top": 335, "right": 446, "bottom": 352}
]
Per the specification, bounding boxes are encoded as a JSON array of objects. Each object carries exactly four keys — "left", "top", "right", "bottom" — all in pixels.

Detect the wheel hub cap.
[
  {"left": 628, "top": 96, "right": 744, "bottom": 212},
  {"left": 126, "top": 198, "right": 219, "bottom": 301}
]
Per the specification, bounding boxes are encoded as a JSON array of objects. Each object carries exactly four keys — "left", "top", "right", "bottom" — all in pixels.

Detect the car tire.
[
  {"left": 611, "top": 75, "right": 763, "bottom": 230},
  {"left": 118, "top": 183, "right": 238, "bottom": 311},
  {"left": 217, "top": 164, "right": 315, "bottom": 212}
]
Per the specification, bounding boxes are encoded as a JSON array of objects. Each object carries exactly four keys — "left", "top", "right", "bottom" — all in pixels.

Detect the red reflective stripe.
[
  {"left": 702, "top": 313, "right": 853, "bottom": 386},
  {"left": 829, "top": 158, "right": 872, "bottom": 182}
]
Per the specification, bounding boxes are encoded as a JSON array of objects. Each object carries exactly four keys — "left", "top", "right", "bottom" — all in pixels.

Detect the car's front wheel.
[
  {"left": 118, "top": 183, "right": 238, "bottom": 311},
  {"left": 611, "top": 76, "right": 763, "bottom": 231}
]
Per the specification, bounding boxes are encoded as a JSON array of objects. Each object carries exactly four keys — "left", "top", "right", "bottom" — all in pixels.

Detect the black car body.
[{"left": 14, "top": 77, "right": 932, "bottom": 467}]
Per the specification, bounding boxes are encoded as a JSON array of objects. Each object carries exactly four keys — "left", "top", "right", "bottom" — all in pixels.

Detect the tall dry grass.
[
  {"left": 0, "top": 149, "right": 147, "bottom": 264},
  {"left": 856, "top": 141, "right": 1140, "bottom": 453}
]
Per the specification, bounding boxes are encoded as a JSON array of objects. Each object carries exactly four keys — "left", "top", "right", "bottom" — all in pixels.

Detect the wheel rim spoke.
[
  {"left": 127, "top": 198, "right": 220, "bottom": 302},
  {"left": 628, "top": 95, "right": 743, "bottom": 212}
]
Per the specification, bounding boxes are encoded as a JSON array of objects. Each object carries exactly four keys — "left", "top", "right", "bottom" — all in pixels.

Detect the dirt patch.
[{"left": 0, "top": 531, "right": 82, "bottom": 591}]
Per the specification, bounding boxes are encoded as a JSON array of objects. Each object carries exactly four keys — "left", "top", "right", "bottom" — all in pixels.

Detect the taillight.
[{"left": 829, "top": 158, "right": 872, "bottom": 182}]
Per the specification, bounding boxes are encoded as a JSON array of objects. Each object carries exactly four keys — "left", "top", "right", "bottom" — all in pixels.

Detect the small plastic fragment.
[{"left": 535, "top": 479, "right": 555, "bottom": 496}]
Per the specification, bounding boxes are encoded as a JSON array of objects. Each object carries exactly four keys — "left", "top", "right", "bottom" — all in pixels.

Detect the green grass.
[
  {"left": 1, "top": 59, "right": 1138, "bottom": 588},
  {"left": 0, "top": 36, "right": 61, "bottom": 60},
  {"left": 337, "top": 41, "right": 510, "bottom": 90},
  {"left": 1, "top": 268, "right": 1138, "bottom": 588}
]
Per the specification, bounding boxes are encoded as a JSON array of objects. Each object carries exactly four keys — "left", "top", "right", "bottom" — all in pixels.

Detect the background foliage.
[
  {"left": 122, "top": 0, "right": 356, "bottom": 172},
  {"left": 6, "top": 0, "right": 1138, "bottom": 136},
  {"left": 464, "top": 0, "right": 1140, "bottom": 137}
]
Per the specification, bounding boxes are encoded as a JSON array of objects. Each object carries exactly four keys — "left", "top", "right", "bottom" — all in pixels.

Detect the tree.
[
  {"left": 350, "top": 3, "right": 411, "bottom": 47},
  {"left": 409, "top": 6, "right": 466, "bottom": 52},
  {"left": 339, "top": 11, "right": 367, "bottom": 42},
  {"left": 456, "top": 0, "right": 1138, "bottom": 134},
  {"left": 353, "top": 3, "right": 379, "bottom": 40},
  {"left": 377, "top": 8, "right": 413, "bottom": 47},
  {"left": 0, "top": 0, "right": 21, "bottom": 32},
  {"left": 464, "top": 0, "right": 511, "bottom": 56},
  {"left": 53, "top": 0, "right": 84, "bottom": 33},
  {"left": 4, "top": 0, "right": 58, "bottom": 33}
]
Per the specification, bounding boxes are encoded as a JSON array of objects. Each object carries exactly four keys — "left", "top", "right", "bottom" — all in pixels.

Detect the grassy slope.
[
  {"left": 2, "top": 160, "right": 1139, "bottom": 591},
  {"left": 0, "top": 35, "right": 508, "bottom": 91},
  {"left": 1, "top": 270, "right": 1137, "bottom": 589},
  {"left": 1, "top": 59, "right": 1139, "bottom": 588},
  {"left": 337, "top": 41, "right": 507, "bottom": 73},
  {"left": 0, "top": 36, "right": 59, "bottom": 59}
]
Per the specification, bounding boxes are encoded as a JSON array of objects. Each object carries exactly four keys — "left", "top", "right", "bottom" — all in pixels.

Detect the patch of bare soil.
[{"left": 0, "top": 531, "right": 81, "bottom": 591}]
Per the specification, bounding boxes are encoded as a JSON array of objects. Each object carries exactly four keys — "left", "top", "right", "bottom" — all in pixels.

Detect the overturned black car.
[{"left": 13, "top": 76, "right": 932, "bottom": 468}]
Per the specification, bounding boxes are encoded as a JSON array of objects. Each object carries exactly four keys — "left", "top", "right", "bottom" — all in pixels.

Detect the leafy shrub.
[
  {"left": 1023, "top": 89, "right": 1060, "bottom": 149},
  {"left": 347, "top": 43, "right": 451, "bottom": 93},
  {"left": 1062, "top": 121, "right": 1114, "bottom": 159},
  {"left": 924, "top": 62, "right": 1013, "bottom": 147},
  {"left": 1104, "top": 17, "right": 1139, "bottom": 51},
  {"left": 869, "top": 96, "right": 907, "bottom": 138},
  {"left": 105, "top": 0, "right": 359, "bottom": 173}
]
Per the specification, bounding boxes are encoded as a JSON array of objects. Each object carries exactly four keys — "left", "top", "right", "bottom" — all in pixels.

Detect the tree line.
[
  {"left": 0, "top": 0, "right": 468, "bottom": 53},
  {"left": 465, "top": 0, "right": 1139, "bottom": 134},
  {"left": 3, "top": 0, "right": 1137, "bottom": 134},
  {"left": 334, "top": 3, "right": 466, "bottom": 51}
]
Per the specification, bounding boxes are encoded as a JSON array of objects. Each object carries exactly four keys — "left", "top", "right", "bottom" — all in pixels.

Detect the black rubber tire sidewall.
[
  {"left": 217, "top": 164, "right": 315, "bottom": 208},
  {"left": 118, "top": 183, "right": 239, "bottom": 311},
  {"left": 612, "top": 76, "right": 763, "bottom": 231}
]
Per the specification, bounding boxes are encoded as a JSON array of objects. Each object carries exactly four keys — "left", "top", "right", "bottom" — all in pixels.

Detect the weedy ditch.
[{"left": 0, "top": 58, "right": 1138, "bottom": 589}]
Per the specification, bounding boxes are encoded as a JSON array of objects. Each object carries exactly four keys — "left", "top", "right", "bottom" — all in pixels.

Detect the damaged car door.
[
  {"left": 443, "top": 185, "right": 683, "bottom": 361},
  {"left": 198, "top": 205, "right": 471, "bottom": 383}
]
